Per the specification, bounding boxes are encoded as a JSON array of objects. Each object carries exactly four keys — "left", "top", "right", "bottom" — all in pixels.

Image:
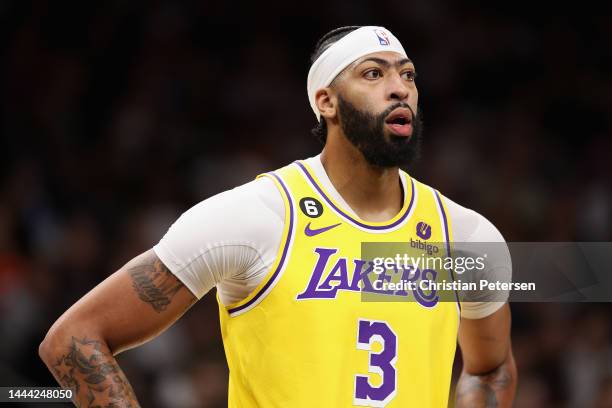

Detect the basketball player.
[{"left": 40, "top": 26, "right": 516, "bottom": 407}]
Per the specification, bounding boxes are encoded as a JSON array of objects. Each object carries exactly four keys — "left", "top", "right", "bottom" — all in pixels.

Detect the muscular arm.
[
  {"left": 39, "top": 249, "right": 197, "bottom": 407},
  {"left": 455, "top": 304, "right": 517, "bottom": 408}
]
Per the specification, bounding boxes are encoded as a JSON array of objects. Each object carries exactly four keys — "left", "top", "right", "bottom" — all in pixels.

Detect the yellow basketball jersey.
[{"left": 218, "top": 160, "right": 460, "bottom": 407}]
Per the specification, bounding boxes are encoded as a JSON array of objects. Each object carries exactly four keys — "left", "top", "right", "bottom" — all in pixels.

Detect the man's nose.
[{"left": 387, "top": 74, "right": 410, "bottom": 102}]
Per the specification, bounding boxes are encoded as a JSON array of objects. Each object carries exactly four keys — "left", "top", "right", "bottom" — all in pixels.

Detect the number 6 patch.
[
  {"left": 354, "top": 319, "right": 398, "bottom": 407},
  {"left": 299, "top": 197, "right": 323, "bottom": 218}
]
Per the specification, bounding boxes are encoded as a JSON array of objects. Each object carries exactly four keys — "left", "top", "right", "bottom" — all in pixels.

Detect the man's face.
[{"left": 333, "top": 51, "right": 422, "bottom": 168}]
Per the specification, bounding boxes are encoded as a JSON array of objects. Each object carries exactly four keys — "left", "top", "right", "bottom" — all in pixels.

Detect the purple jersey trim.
[
  {"left": 295, "top": 161, "right": 415, "bottom": 231},
  {"left": 227, "top": 172, "right": 295, "bottom": 315},
  {"left": 434, "top": 190, "right": 461, "bottom": 310}
]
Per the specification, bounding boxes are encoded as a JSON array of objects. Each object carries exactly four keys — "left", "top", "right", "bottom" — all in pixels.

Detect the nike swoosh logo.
[{"left": 304, "top": 222, "right": 341, "bottom": 237}]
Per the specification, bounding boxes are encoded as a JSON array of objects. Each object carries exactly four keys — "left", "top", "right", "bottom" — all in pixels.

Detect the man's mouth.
[{"left": 384, "top": 108, "right": 413, "bottom": 138}]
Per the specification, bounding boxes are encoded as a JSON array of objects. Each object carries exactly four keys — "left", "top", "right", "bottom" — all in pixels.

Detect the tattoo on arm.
[
  {"left": 128, "top": 254, "right": 183, "bottom": 313},
  {"left": 51, "top": 337, "right": 139, "bottom": 407},
  {"left": 456, "top": 364, "right": 514, "bottom": 408}
]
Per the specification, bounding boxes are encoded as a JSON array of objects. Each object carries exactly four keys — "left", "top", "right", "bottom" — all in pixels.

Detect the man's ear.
[{"left": 315, "top": 88, "right": 337, "bottom": 121}]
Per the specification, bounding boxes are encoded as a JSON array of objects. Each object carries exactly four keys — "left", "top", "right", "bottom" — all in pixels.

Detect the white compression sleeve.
[{"left": 153, "top": 176, "right": 284, "bottom": 302}]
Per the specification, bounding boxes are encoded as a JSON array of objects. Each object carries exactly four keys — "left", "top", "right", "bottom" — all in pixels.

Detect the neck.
[{"left": 320, "top": 128, "right": 404, "bottom": 222}]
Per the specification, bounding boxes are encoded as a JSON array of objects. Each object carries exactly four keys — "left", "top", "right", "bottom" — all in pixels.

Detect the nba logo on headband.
[{"left": 374, "top": 29, "right": 390, "bottom": 46}]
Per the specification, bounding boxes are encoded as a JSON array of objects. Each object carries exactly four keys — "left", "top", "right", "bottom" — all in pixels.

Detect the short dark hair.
[{"left": 310, "top": 26, "right": 361, "bottom": 145}]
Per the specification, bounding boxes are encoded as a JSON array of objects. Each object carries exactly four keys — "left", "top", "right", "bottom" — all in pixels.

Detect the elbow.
[
  {"left": 38, "top": 335, "right": 50, "bottom": 363},
  {"left": 463, "top": 347, "right": 518, "bottom": 389},
  {"left": 39, "top": 317, "right": 100, "bottom": 365},
  {"left": 463, "top": 343, "right": 516, "bottom": 379},
  {"left": 38, "top": 322, "right": 67, "bottom": 365}
]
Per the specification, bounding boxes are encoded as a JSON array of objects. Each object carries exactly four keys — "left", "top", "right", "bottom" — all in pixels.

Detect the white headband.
[{"left": 307, "top": 26, "right": 407, "bottom": 121}]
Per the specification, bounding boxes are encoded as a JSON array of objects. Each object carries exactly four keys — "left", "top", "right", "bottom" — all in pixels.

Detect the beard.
[{"left": 337, "top": 94, "right": 423, "bottom": 168}]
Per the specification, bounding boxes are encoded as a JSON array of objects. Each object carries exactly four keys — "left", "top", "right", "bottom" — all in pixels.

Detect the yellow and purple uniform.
[{"left": 219, "top": 160, "right": 460, "bottom": 407}]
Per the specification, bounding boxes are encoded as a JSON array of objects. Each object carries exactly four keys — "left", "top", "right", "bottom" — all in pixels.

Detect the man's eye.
[
  {"left": 402, "top": 71, "right": 417, "bottom": 81},
  {"left": 364, "top": 69, "right": 382, "bottom": 79}
]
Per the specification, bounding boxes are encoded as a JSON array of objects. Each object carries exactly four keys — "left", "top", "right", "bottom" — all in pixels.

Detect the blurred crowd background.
[{"left": 1, "top": 1, "right": 611, "bottom": 407}]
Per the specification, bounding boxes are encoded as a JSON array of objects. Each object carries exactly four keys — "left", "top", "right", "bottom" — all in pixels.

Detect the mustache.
[{"left": 379, "top": 102, "right": 417, "bottom": 120}]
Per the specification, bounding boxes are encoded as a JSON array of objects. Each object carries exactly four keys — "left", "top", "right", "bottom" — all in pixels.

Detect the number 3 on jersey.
[{"left": 354, "top": 319, "right": 398, "bottom": 407}]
